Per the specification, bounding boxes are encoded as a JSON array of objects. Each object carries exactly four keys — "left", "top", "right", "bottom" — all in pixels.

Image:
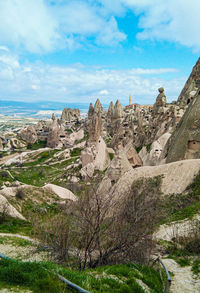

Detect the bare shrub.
[
  {"left": 15, "top": 189, "right": 26, "bottom": 200},
  {"left": 0, "top": 202, "right": 9, "bottom": 224},
  {"left": 32, "top": 176, "right": 162, "bottom": 269}
]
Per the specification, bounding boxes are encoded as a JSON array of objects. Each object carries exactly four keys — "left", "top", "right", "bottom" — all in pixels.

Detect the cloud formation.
[
  {"left": 0, "top": 49, "right": 185, "bottom": 104},
  {"left": 0, "top": 0, "right": 125, "bottom": 53},
  {"left": 100, "top": 0, "right": 200, "bottom": 51}
]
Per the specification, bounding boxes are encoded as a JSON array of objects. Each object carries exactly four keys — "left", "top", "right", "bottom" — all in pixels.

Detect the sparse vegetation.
[{"left": 27, "top": 140, "right": 47, "bottom": 150}]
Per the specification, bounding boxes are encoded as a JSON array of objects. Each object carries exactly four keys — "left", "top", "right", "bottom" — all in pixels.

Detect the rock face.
[
  {"left": 110, "top": 159, "right": 200, "bottom": 204},
  {"left": 154, "top": 87, "right": 167, "bottom": 108},
  {"left": 177, "top": 57, "right": 200, "bottom": 106},
  {"left": 94, "top": 99, "right": 103, "bottom": 115},
  {"left": 19, "top": 126, "right": 38, "bottom": 144},
  {"left": 61, "top": 108, "right": 80, "bottom": 122},
  {"left": 43, "top": 184, "right": 77, "bottom": 201},
  {"left": 113, "top": 100, "right": 124, "bottom": 119},
  {"left": 166, "top": 94, "right": 200, "bottom": 163},
  {"left": 88, "top": 113, "right": 103, "bottom": 144},
  {"left": 140, "top": 132, "right": 171, "bottom": 166},
  {"left": 88, "top": 103, "right": 94, "bottom": 119},
  {"left": 124, "top": 143, "right": 143, "bottom": 167}
]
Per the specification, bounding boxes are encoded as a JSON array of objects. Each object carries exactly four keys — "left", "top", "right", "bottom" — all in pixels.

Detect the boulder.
[
  {"left": 43, "top": 184, "right": 77, "bottom": 201},
  {"left": 124, "top": 143, "right": 143, "bottom": 167},
  {"left": 94, "top": 137, "right": 110, "bottom": 171},
  {"left": 19, "top": 126, "right": 38, "bottom": 144}
]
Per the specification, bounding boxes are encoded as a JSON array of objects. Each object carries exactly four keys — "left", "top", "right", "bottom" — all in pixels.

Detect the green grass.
[
  {"left": 0, "top": 236, "right": 32, "bottom": 247},
  {"left": 24, "top": 150, "right": 58, "bottom": 167},
  {"left": 0, "top": 216, "right": 33, "bottom": 235},
  {"left": 192, "top": 260, "right": 200, "bottom": 275},
  {"left": 27, "top": 140, "right": 47, "bottom": 150},
  {"left": 146, "top": 143, "right": 152, "bottom": 153},
  {"left": 108, "top": 153, "right": 114, "bottom": 160},
  {"left": 0, "top": 259, "right": 70, "bottom": 293},
  {"left": 70, "top": 148, "right": 82, "bottom": 157},
  {"left": 9, "top": 158, "right": 76, "bottom": 186},
  {"left": 0, "top": 170, "right": 15, "bottom": 187},
  {"left": 136, "top": 146, "right": 142, "bottom": 153},
  {"left": 0, "top": 259, "right": 163, "bottom": 293}
]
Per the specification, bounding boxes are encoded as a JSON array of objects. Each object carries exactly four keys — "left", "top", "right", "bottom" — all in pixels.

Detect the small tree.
[{"left": 32, "top": 176, "right": 162, "bottom": 269}]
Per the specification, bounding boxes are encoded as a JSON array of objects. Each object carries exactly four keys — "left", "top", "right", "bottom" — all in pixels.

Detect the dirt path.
[
  {"left": 0, "top": 233, "right": 38, "bottom": 244},
  {"left": 162, "top": 258, "right": 200, "bottom": 293}
]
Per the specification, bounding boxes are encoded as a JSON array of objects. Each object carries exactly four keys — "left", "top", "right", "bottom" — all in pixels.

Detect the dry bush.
[
  {"left": 0, "top": 202, "right": 9, "bottom": 224},
  {"left": 32, "top": 176, "right": 162, "bottom": 269}
]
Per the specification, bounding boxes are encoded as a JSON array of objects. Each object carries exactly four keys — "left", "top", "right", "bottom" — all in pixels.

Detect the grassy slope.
[{"left": 0, "top": 259, "right": 163, "bottom": 293}]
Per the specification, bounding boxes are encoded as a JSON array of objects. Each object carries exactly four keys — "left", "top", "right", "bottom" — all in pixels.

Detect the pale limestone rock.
[
  {"left": 61, "top": 108, "right": 80, "bottom": 122},
  {"left": 80, "top": 162, "right": 95, "bottom": 179},
  {"left": 94, "top": 137, "right": 110, "bottom": 171},
  {"left": 113, "top": 100, "right": 124, "bottom": 119},
  {"left": 43, "top": 184, "right": 77, "bottom": 201},
  {"left": 88, "top": 103, "right": 94, "bottom": 119},
  {"left": 81, "top": 147, "right": 94, "bottom": 167},
  {"left": 0, "top": 194, "right": 25, "bottom": 220},
  {"left": 139, "top": 133, "right": 171, "bottom": 166},
  {"left": 124, "top": 143, "right": 143, "bottom": 167},
  {"left": 110, "top": 159, "right": 200, "bottom": 205},
  {"left": 69, "top": 129, "right": 84, "bottom": 143},
  {"left": 107, "top": 101, "right": 114, "bottom": 117},
  {"left": 106, "top": 149, "right": 132, "bottom": 183},
  {"left": 19, "top": 125, "right": 38, "bottom": 144},
  {"left": 88, "top": 114, "right": 102, "bottom": 144},
  {"left": 94, "top": 99, "right": 103, "bottom": 115}
]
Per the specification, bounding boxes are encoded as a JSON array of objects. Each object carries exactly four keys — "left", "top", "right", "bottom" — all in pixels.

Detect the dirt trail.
[{"left": 162, "top": 258, "right": 200, "bottom": 293}]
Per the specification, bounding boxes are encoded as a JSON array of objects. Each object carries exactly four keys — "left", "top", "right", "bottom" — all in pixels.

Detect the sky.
[{"left": 0, "top": 0, "right": 199, "bottom": 105}]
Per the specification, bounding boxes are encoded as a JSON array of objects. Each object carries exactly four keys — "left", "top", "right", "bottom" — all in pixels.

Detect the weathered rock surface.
[
  {"left": 177, "top": 57, "right": 200, "bottom": 106},
  {"left": 0, "top": 194, "right": 25, "bottom": 220},
  {"left": 19, "top": 125, "right": 38, "bottom": 144},
  {"left": 61, "top": 108, "right": 80, "bottom": 122},
  {"left": 109, "top": 159, "right": 200, "bottom": 203},
  {"left": 154, "top": 87, "right": 167, "bottom": 108},
  {"left": 43, "top": 184, "right": 77, "bottom": 201},
  {"left": 166, "top": 94, "right": 200, "bottom": 163}
]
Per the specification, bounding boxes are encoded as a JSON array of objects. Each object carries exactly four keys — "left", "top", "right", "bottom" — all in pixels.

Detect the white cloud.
[
  {"left": 0, "top": 0, "right": 126, "bottom": 53},
  {"left": 0, "top": 50, "right": 185, "bottom": 104},
  {"left": 100, "top": 0, "right": 200, "bottom": 51}
]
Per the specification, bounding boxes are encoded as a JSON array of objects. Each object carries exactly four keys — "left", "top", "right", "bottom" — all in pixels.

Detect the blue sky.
[{"left": 0, "top": 0, "right": 199, "bottom": 105}]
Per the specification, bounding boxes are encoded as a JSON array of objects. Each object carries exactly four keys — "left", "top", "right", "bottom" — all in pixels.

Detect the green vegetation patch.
[
  {"left": 0, "top": 216, "right": 33, "bottom": 235},
  {"left": 27, "top": 140, "right": 47, "bottom": 150},
  {"left": 70, "top": 148, "right": 82, "bottom": 157},
  {"left": 0, "top": 259, "right": 69, "bottom": 293}
]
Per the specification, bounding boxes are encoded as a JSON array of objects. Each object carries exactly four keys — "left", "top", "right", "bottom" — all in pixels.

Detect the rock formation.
[
  {"left": 166, "top": 94, "right": 200, "bottom": 163},
  {"left": 88, "top": 103, "right": 94, "bottom": 119},
  {"left": 94, "top": 98, "right": 103, "bottom": 115},
  {"left": 61, "top": 108, "right": 80, "bottom": 122},
  {"left": 19, "top": 126, "right": 38, "bottom": 144},
  {"left": 177, "top": 58, "right": 200, "bottom": 106},
  {"left": 154, "top": 87, "right": 167, "bottom": 109}
]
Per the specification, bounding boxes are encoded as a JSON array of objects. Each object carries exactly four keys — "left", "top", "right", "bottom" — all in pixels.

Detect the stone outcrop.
[
  {"left": 113, "top": 100, "right": 124, "bottom": 119},
  {"left": 94, "top": 99, "right": 103, "bottom": 115},
  {"left": 166, "top": 94, "right": 200, "bottom": 163},
  {"left": 154, "top": 87, "right": 167, "bottom": 109},
  {"left": 109, "top": 159, "right": 200, "bottom": 205},
  {"left": 177, "top": 58, "right": 200, "bottom": 106},
  {"left": 19, "top": 126, "right": 38, "bottom": 144},
  {"left": 124, "top": 143, "right": 143, "bottom": 167},
  {"left": 88, "top": 113, "right": 103, "bottom": 144},
  {"left": 140, "top": 132, "right": 171, "bottom": 166},
  {"left": 88, "top": 103, "right": 94, "bottom": 119},
  {"left": 61, "top": 108, "right": 80, "bottom": 122}
]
